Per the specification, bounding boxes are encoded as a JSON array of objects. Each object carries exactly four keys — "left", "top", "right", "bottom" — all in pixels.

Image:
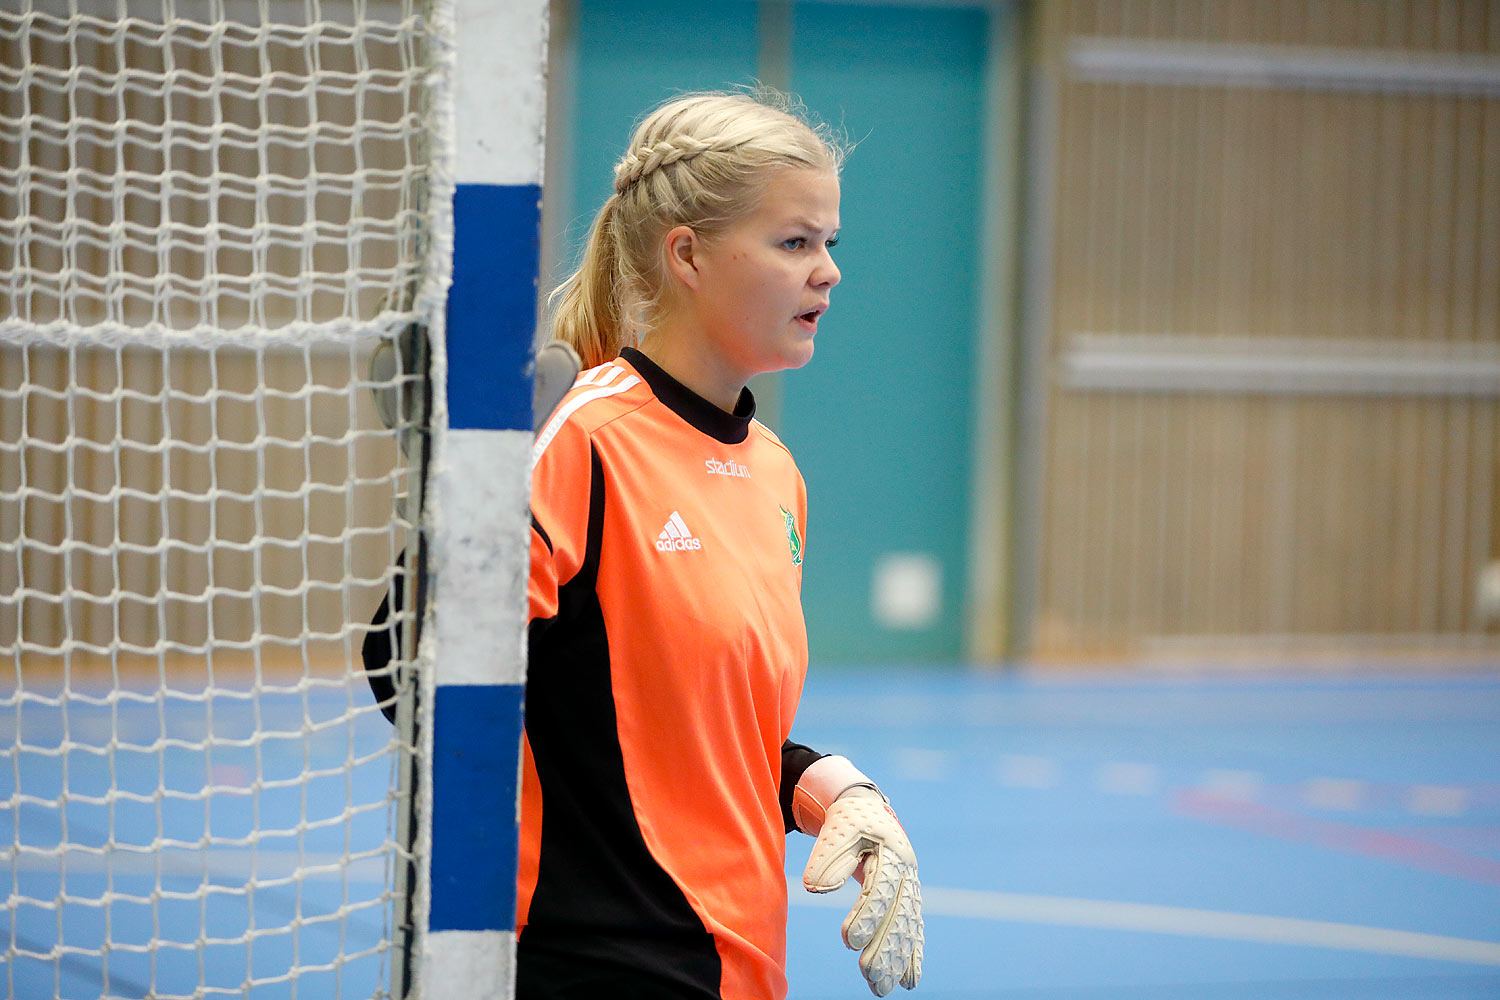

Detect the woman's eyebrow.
[{"left": 788, "top": 217, "right": 839, "bottom": 233}]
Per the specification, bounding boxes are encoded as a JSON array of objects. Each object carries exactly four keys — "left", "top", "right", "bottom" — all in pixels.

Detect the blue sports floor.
[
  {"left": 4, "top": 666, "right": 1498, "bottom": 998},
  {"left": 786, "top": 667, "right": 1500, "bottom": 999}
]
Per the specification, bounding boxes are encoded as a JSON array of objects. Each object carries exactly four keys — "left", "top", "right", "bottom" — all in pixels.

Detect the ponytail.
[{"left": 547, "top": 196, "right": 627, "bottom": 370}]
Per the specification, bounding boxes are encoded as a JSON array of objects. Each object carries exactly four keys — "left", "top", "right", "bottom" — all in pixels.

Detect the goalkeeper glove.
[{"left": 795, "top": 756, "right": 923, "bottom": 996}]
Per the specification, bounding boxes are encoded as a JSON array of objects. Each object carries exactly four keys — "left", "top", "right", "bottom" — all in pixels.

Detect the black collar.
[{"left": 620, "top": 347, "right": 755, "bottom": 445}]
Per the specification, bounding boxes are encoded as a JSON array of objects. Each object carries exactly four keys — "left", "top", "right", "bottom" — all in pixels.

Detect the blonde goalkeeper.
[{"left": 520, "top": 90, "right": 923, "bottom": 1000}]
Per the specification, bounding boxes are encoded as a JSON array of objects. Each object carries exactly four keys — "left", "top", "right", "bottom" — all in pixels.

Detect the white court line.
[
  {"left": 1096, "top": 761, "right": 1159, "bottom": 796},
  {"left": 995, "top": 754, "right": 1060, "bottom": 789},
  {"left": 1408, "top": 784, "right": 1469, "bottom": 817},
  {"left": 793, "top": 887, "right": 1500, "bottom": 966},
  {"left": 891, "top": 748, "right": 952, "bottom": 782}
]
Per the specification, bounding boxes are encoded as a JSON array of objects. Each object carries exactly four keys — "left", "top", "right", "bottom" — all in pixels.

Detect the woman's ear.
[{"left": 663, "top": 225, "right": 700, "bottom": 291}]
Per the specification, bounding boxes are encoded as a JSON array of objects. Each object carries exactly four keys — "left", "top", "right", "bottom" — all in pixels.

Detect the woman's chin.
[{"left": 782, "top": 342, "right": 816, "bottom": 371}]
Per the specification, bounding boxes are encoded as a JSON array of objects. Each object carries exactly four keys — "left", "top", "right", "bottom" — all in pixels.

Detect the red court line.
[
  {"left": 1174, "top": 787, "right": 1500, "bottom": 888},
  {"left": 1387, "top": 825, "right": 1500, "bottom": 855}
]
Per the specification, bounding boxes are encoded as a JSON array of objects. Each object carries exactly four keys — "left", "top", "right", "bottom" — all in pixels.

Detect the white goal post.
[{"left": 0, "top": 2, "right": 545, "bottom": 998}]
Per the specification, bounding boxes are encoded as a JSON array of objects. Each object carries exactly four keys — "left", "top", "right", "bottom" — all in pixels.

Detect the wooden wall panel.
[
  {"left": 1, "top": 344, "right": 409, "bottom": 678},
  {"left": 1065, "top": 0, "right": 1499, "bottom": 53},
  {"left": 1032, "top": 0, "right": 1500, "bottom": 659}
]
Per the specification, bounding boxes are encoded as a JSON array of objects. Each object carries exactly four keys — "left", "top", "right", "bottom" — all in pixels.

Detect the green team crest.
[{"left": 779, "top": 505, "right": 803, "bottom": 567}]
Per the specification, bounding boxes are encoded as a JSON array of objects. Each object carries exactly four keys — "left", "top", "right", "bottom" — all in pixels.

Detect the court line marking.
[
  {"left": 13, "top": 848, "right": 1499, "bottom": 966},
  {"left": 793, "top": 887, "right": 1500, "bottom": 966},
  {"left": 1175, "top": 789, "right": 1500, "bottom": 888}
]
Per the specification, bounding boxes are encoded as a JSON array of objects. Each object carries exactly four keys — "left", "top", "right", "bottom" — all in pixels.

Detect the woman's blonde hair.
[{"left": 547, "top": 89, "right": 846, "bottom": 368}]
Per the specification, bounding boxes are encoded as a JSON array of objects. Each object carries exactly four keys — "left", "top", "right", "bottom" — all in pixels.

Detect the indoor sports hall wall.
[
  {"left": 1019, "top": 0, "right": 1500, "bottom": 660},
  {"left": 18, "top": 0, "right": 1492, "bottom": 672},
  {"left": 549, "top": 0, "right": 1500, "bottom": 668}
]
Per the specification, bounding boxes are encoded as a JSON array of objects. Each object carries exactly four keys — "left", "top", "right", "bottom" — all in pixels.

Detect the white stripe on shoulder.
[
  {"left": 531, "top": 374, "right": 642, "bottom": 469},
  {"left": 577, "top": 363, "right": 624, "bottom": 387}
]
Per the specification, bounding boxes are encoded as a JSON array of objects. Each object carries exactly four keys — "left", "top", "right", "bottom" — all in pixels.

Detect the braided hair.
[
  {"left": 612, "top": 133, "right": 741, "bottom": 195},
  {"left": 547, "top": 90, "right": 845, "bottom": 369}
]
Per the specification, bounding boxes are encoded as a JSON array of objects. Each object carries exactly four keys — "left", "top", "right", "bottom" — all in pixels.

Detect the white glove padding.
[{"left": 797, "top": 759, "right": 923, "bottom": 996}]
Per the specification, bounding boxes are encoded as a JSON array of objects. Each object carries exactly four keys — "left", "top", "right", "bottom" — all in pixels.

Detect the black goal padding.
[{"left": 362, "top": 568, "right": 406, "bottom": 725}]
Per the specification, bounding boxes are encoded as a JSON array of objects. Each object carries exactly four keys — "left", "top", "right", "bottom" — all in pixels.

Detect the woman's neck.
[{"left": 636, "top": 321, "right": 745, "bottom": 413}]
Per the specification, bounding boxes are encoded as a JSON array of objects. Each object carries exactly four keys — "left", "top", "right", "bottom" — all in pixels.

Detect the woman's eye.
[
  {"left": 782, "top": 237, "right": 806, "bottom": 251},
  {"left": 825, "top": 236, "right": 839, "bottom": 249}
]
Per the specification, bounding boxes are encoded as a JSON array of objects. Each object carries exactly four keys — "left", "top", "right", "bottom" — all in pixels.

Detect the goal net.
[{"left": 2, "top": 2, "right": 448, "bottom": 996}]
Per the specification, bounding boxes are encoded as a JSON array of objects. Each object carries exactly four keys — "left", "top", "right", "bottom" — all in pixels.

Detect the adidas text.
[{"left": 656, "top": 511, "right": 702, "bottom": 553}]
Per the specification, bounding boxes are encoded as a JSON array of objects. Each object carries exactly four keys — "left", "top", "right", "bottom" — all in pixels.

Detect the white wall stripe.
[
  {"left": 1066, "top": 37, "right": 1500, "bottom": 98},
  {"left": 531, "top": 376, "right": 641, "bottom": 468},
  {"left": 794, "top": 888, "right": 1500, "bottom": 966},
  {"left": 1059, "top": 333, "right": 1500, "bottom": 397}
]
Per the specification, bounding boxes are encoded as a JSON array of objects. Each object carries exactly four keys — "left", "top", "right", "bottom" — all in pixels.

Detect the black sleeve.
[
  {"left": 780, "top": 738, "right": 825, "bottom": 834},
  {"left": 361, "top": 566, "right": 405, "bottom": 725}
]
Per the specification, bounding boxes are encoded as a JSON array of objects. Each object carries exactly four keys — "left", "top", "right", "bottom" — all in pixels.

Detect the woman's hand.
[{"left": 795, "top": 759, "right": 924, "bottom": 996}]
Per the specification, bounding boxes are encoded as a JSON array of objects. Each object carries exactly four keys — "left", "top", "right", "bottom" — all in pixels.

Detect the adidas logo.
[{"left": 654, "top": 511, "right": 702, "bottom": 552}]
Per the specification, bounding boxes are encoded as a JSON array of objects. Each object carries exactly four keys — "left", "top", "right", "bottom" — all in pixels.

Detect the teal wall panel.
[
  {"left": 784, "top": 4, "right": 987, "bottom": 662},
  {"left": 563, "top": 0, "right": 992, "bottom": 664},
  {"left": 571, "top": 0, "right": 759, "bottom": 244}
]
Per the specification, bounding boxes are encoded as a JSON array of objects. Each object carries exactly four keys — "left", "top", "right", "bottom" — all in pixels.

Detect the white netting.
[
  {"left": 1, "top": 2, "right": 444, "bottom": 997},
  {"left": 0, "top": 0, "right": 437, "bottom": 342}
]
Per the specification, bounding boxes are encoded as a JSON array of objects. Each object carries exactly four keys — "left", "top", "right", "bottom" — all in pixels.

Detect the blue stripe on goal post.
[
  {"left": 429, "top": 682, "right": 526, "bottom": 931},
  {"left": 446, "top": 184, "right": 543, "bottom": 435},
  {"left": 422, "top": 0, "right": 546, "bottom": 996}
]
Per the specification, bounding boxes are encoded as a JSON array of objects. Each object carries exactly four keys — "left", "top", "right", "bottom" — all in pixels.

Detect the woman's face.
[{"left": 688, "top": 167, "right": 842, "bottom": 382}]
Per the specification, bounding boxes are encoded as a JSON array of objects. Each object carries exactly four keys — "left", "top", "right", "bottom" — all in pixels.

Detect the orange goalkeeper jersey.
[{"left": 522, "top": 348, "right": 813, "bottom": 1000}]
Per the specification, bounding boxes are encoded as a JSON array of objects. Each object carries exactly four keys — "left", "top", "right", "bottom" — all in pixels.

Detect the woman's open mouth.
[{"left": 796, "top": 304, "right": 827, "bottom": 331}]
